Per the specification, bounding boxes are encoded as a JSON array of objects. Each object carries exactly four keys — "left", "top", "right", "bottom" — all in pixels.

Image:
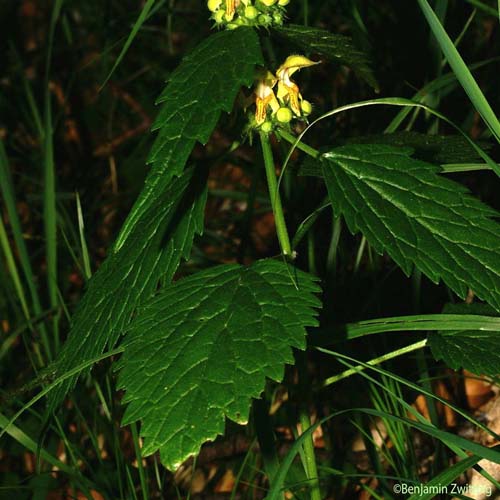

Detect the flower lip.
[
  {"left": 276, "top": 55, "right": 320, "bottom": 79},
  {"left": 275, "top": 55, "right": 319, "bottom": 116},
  {"left": 254, "top": 71, "right": 279, "bottom": 125}
]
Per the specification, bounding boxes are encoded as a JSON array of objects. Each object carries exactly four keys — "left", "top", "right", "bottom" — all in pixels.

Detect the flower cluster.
[
  {"left": 251, "top": 55, "right": 318, "bottom": 133},
  {"left": 207, "top": 0, "right": 290, "bottom": 29}
]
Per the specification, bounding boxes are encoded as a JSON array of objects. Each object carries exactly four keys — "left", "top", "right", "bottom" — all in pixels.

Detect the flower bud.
[
  {"left": 276, "top": 107, "right": 293, "bottom": 123},
  {"left": 213, "top": 9, "right": 226, "bottom": 23},
  {"left": 273, "top": 12, "right": 283, "bottom": 24},
  {"left": 300, "top": 100, "right": 313, "bottom": 115},
  {"left": 244, "top": 6, "right": 259, "bottom": 19},
  {"left": 207, "top": 0, "right": 222, "bottom": 12},
  {"left": 258, "top": 14, "right": 272, "bottom": 25},
  {"left": 259, "top": 0, "right": 278, "bottom": 5},
  {"left": 278, "top": 0, "right": 290, "bottom": 5},
  {"left": 261, "top": 121, "right": 274, "bottom": 133}
]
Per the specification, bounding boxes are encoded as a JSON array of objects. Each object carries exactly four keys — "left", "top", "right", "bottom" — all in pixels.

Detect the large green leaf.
[
  {"left": 115, "top": 27, "right": 263, "bottom": 250},
  {"left": 117, "top": 259, "right": 321, "bottom": 470},
  {"left": 299, "top": 133, "right": 492, "bottom": 177},
  {"left": 344, "top": 131, "right": 492, "bottom": 164},
  {"left": 48, "top": 169, "right": 207, "bottom": 412},
  {"left": 317, "top": 144, "right": 500, "bottom": 311},
  {"left": 274, "top": 24, "right": 378, "bottom": 90},
  {"left": 429, "top": 303, "right": 500, "bottom": 375},
  {"left": 48, "top": 28, "right": 263, "bottom": 411}
]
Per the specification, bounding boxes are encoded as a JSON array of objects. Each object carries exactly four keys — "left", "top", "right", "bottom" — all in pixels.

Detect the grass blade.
[
  {"left": 324, "top": 350, "right": 500, "bottom": 493},
  {"left": 0, "top": 346, "right": 124, "bottom": 442},
  {"left": 385, "top": 57, "right": 500, "bottom": 133},
  {"left": 99, "top": 0, "right": 157, "bottom": 90},
  {"left": 43, "top": 96, "right": 58, "bottom": 352},
  {"left": 418, "top": 0, "right": 500, "bottom": 142},
  {"left": 464, "top": 0, "right": 498, "bottom": 16},
  {"left": 0, "top": 142, "right": 52, "bottom": 360},
  {"left": 341, "top": 313, "right": 500, "bottom": 340},
  {"left": 43, "top": 0, "right": 65, "bottom": 354},
  {"left": 0, "top": 412, "right": 82, "bottom": 478},
  {"left": 76, "top": 193, "right": 92, "bottom": 280},
  {"left": 322, "top": 339, "right": 427, "bottom": 386},
  {"left": 0, "top": 217, "right": 30, "bottom": 320},
  {"left": 408, "top": 455, "right": 481, "bottom": 500},
  {"left": 265, "top": 406, "right": 500, "bottom": 500}
]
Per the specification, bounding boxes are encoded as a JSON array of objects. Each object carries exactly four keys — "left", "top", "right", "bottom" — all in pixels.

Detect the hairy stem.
[{"left": 260, "top": 132, "right": 292, "bottom": 256}]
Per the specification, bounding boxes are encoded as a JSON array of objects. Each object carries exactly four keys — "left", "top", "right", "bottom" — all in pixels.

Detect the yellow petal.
[
  {"left": 269, "top": 93, "right": 280, "bottom": 113},
  {"left": 255, "top": 91, "right": 280, "bottom": 124},
  {"left": 225, "top": 0, "right": 236, "bottom": 20},
  {"left": 255, "top": 97, "right": 268, "bottom": 125},
  {"left": 288, "top": 91, "right": 301, "bottom": 115},
  {"left": 277, "top": 55, "right": 319, "bottom": 77},
  {"left": 276, "top": 81, "right": 287, "bottom": 100},
  {"left": 277, "top": 81, "right": 301, "bottom": 115}
]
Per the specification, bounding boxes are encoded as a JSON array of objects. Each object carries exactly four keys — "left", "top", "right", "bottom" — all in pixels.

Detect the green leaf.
[
  {"left": 274, "top": 24, "right": 378, "bottom": 90},
  {"left": 318, "top": 144, "right": 500, "bottom": 312},
  {"left": 48, "top": 169, "right": 207, "bottom": 412},
  {"left": 117, "top": 259, "right": 321, "bottom": 470},
  {"left": 344, "top": 131, "right": 492, "bottom": 165},
  {"left": 115, "top": 27, "right": 263, "bottom": 250},
  {"left": 299, "top": 132, "right": 492, "bottom": 177},
  {"left": 48, "top": 28, "right": 263, "bottom": 411},
  {"left": 429, "top": 303, "right": 500, "bottom": 376}
]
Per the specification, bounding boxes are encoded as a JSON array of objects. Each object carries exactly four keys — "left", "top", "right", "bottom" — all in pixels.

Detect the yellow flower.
[
  {"left": 225, "top": 0, "right": 238, "bottom": 20},
  {"left": 276, "top": 55, "right": 318, "bottom": 115},
  {"left": 254, "top": 70, "right": 280, "bottom": 125}
]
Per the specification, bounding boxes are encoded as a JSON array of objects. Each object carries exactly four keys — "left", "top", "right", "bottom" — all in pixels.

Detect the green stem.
[
  {"left": 131, "top": 422, "right": 150, "bottom": 500},
  {"left": 260, "top": 132, "right": 292, "bottom": 257},
  {"left": 253, "top": 399, "right": 281, "bottom": 491},
  {"left": 298, "top": 410, "right": 321, "bottom": 500},
  {"left": 296, "top": 352, "right": 321, "bottom": 500},
  {"left": 277, "top": 128, "right": 320, "bottom": 159}
]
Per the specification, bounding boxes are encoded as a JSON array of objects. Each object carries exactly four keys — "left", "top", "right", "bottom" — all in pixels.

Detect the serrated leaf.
[
  {"left": 299, "top": 132, "right": 492, "bottom": 178},
  {"left": 345, "top": 131, "right": 492, "bottom": 164},
  {"left": 116, "top": 27, "right": 263, "bottom": 248},
  {"left": 318, "top": 144, "right": 500, "bottom": 311},
  {"left": 274, "top": 24, "right": 378, "bottom": 90},
  {"left": 48, "top": 169, "right": 207, "bottom": 411},
  {"left": 117, "top": 259, "right": 321, "bottom": 470},
  {"left": 429, "top": 303, "right": 500, "bottom": 376},
  {"left": 48, "top": 28, "right": 263, "bottom": 411}
]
